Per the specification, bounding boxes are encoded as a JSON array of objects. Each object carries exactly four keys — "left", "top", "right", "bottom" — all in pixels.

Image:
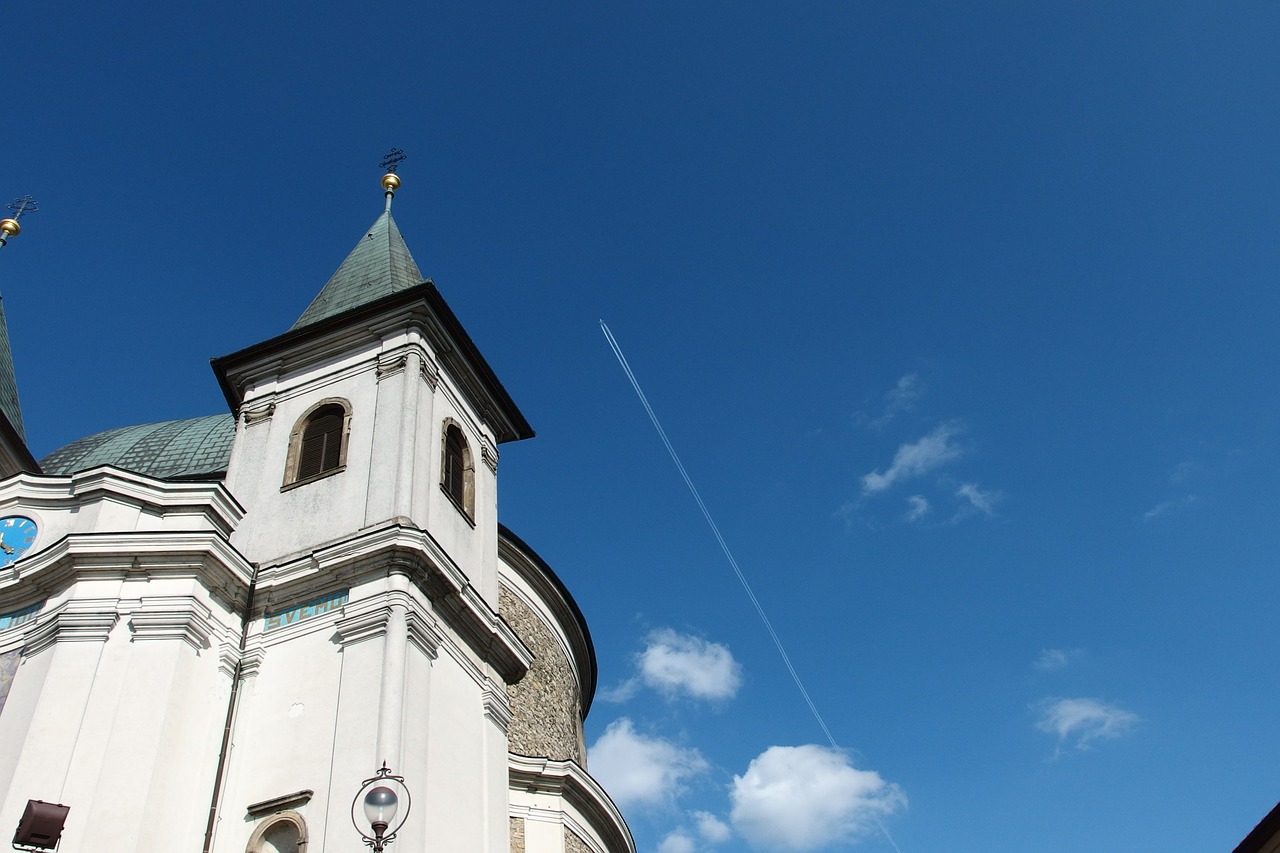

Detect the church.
[{"left": 0, "top": 166, "right": 633, "bottom": 853}]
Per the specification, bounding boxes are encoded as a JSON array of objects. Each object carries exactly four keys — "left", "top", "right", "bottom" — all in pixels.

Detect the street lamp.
[{"left": 351, "top": 764, "right": 411, "bottom": 852}]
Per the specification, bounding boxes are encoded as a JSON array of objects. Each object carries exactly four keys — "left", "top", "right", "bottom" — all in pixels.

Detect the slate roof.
[
  {"left": 291, "top": 210, "right": 424, "bottom": 330},
  {"left": 0, "top": 299, "right": 25, "bottom": 440},
  {"left": 40, "top": 413, "right": 236, "bottom": 479}
]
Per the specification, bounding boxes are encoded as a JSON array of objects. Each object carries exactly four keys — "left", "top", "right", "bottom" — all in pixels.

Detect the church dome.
[{"left": 40, "top": 413, "right": 236, "bottom": 479}]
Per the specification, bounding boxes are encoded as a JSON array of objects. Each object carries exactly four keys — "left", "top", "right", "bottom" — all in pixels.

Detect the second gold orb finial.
[
  {"left": 0, "top": 219, "right": 20, "bottom": 238},
  {"left": 381, "top": 173, "right": 401, "bottom": 192}
]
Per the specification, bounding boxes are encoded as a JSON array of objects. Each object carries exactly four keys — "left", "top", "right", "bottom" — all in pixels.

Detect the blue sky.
[{"left": 5, "top": 3, "right": 1280, "bottom": 851}]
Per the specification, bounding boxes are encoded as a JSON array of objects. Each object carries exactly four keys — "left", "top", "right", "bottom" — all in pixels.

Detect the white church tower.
[{"left": 0, "top": 165, "right": 631, "bottom": 853}]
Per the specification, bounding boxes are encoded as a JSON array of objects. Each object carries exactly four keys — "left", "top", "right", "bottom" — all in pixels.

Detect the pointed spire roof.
[
  {"left": 291, "top": 208, "right": 424, "bottom": 330},
  {"left": 0, "top": 298, "right": 25, "bottom": 440}
]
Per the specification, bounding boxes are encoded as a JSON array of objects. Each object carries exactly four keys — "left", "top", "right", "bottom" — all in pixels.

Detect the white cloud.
[
  {"left": 601, "top": 677, "right": 639, "bottom": 703},
  {"left": 1034, "top": 698, "right": 1139, "bottom": 752},
  {"left": 658, "top": 831, "right": 697, "bottom": 853},
  {"left": 694, "top": 811, "right": 732, "bottom": 844},
  {"left": 866, "top": 373, "right": 924, "bottom": 429},
  {"left": 904, "top": 495, "right": 930, "bottom": 521},
  {"left": 730, "top": 745, "right": 906, "bottom": 851},
  {"left": 862, "top": 423, "right": 963, "bottom": 494},
  {"left": 588, "top": 718, "right": 708, "bottom": 809},
  {"left": 955, "top": 482, "right": 1000, "bottom": 517},
  {"left": 1143, "top": 495, "right": 1196, "bottom": 521},
  {"left": 1033, "top": 648, "right": 1079, "bottom": 672},
  {"left": 637, "top": 629, "right": 743, "bottom": 702}
]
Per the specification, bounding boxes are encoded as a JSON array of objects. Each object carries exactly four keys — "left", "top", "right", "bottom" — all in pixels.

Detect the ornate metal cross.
[
  {"left": 379, "top": 149, "right": 406, "bottom": 174},
  {"left": 5, "top": 196, "right": 38, "bottom": 220}
]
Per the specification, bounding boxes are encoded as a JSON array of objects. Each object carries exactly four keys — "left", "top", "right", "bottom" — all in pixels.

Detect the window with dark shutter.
[
  {"left": 285, "top": 399, "right": 350, "bottom": 484},
  {"left": 293, "top": 404, "right": 346, "bottom": 482},
  {"left": 443, "top": 424, "right": 467, "bottom": 506}
]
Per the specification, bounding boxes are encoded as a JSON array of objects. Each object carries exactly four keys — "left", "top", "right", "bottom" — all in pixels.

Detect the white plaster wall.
[
  {"left": 214, "top": 574, "right": 513, "bottom": 853},
  {"left": 0, "top": 592, "right": 239, "bottom": 853}
]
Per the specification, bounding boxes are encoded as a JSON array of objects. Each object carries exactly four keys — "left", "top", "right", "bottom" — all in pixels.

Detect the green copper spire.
[
  {"left": 0, "top": 197, "right": 37, "bottom": 441},
  {"left": 0, "top": 299, "right": 25, "bottom": 440},
  {"left": 291, "top": 163, "right": 423, "bottom": 330}
]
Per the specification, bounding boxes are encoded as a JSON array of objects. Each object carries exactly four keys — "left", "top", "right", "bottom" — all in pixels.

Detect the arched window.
[
  {"left": 245, "top": 811, "right": 307, "bottom": 853},
  {"left": 284, "top": 399, "right": 351, "bottom": 488},
  {"left": 441, "top": 422, "right": 475, "bottom": 519}
]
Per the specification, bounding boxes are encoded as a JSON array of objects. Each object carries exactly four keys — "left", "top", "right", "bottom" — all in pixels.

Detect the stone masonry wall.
[
  {"left": 564, "top": 828, "right": 592, "bottom": 853},
  {"left": 510, "top": 817, "right": 525, "bottom": 853},
  {"left": 499, "top": 585, "right": 584, "bottom": 762}
]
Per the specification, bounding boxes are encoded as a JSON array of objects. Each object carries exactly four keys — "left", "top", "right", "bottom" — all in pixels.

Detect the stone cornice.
[
  {"left": 212, "top": 284, "right": 534, "bottom": 444},
  {"left": 0, "top": 467, "right": 246, "bottom": 538},
  {"left": 258, "top": 521, "right": 532, "bottom": 683},
  {"left": 21, "top": 599, "right": 120, "bottom": 656},
  {"left": 508, "top": 755, "right": 635, "bottom": 853},
  {"left": 127, "top": 595, "right": 218, "bottom": 650},
  {"left": 0, "top": 530, "right": 254, "bottom": 616},
  {"left": 482, "top": 677, "right": 514, "bottom": 734}
]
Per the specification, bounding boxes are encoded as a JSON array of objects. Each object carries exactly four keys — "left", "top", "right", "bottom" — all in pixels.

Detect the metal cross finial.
[
  {"left": 6, "top": 196, "right": 38, "bottom": 220},
  {"left": 379, "top": 149, "right": 406, "bottom": 174}
]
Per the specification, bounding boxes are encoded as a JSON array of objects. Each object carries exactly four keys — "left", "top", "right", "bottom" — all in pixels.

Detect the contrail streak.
[{"left": 599, "top": 320, "right": 905, "bottom": 853}]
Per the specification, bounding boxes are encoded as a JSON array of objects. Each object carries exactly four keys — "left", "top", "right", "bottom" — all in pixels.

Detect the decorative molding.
[
  {"left": 481, "top": 443, "right": 499, "bottom": 474},
  {"left": 256, "top": 522, "right": 532, "bottom": 682},
  {"left": 246, "top": 790, "right": 313, "bottom": 818},
  {"left": 218, "top": 642, "right": 240, "bottom": 679},
  {"left": 239, "top": 645, "right": 267, "bottom": 679},
  {"left": 405, "top": 608, "right": 442, "bottom": 658},
  {"left": 376, "top": 353, "right": 410, "bottom": 381},
  {"left": 241, "top": 402, "right": 276, "bottom": 426},
  {"left": 507, "top": 755, "right": 634, "bottom": 853},
  {"left": 420, "top": 355, "right": 440, "bottom": 389},
  {"left": 23, "top": 604, "right": 118, "bottom": 656},
  {"left": 334, "top": 603, "right": 391, "bottom": 648},
  {"left": 128, "top": 597, "right": 216, "bottom": 650},
  {"left": 244, "top": 809, "right": 309, "bottom": 853},
  {"left": 482, "top": 677, "right": 514, "bottom": 733}
]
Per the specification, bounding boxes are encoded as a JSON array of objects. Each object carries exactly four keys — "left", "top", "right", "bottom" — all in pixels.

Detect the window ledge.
[
  {"left": 440, "top": 484, "right": 476, "bottom": 527},
  {"left": 281, "top": 465, "right": 346, "bottom": 492}
]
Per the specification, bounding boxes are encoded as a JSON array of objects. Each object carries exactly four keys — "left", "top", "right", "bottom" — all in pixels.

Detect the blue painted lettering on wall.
[{"left": 263, "top": 589, "right": 349, "bottom": 632}]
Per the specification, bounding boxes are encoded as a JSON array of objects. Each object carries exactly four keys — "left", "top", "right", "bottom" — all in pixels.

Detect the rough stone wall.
[
  {"left": 499, "top": 585, "right": 584, "bottom": 762},
  {"left": 565, "top": 828, "right": 592, "bottom": 853},
  {"left": 510, "top": 817, "right": 525, "bottom": 853}
]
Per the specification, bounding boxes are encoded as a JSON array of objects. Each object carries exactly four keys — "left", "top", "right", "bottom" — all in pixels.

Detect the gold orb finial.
[
  {"left": 0, "top": 219, "right": 19, "bottom": 238},
  {"left": 381, "top": 173, "right": 401, "bottom": 192}
]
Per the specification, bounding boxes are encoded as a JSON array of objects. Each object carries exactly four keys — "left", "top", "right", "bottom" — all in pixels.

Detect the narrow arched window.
[
  {"left": 298, "top": 405, "right": 343, "bottom": 479},
  {"left": 442, "top": 422, "right": 474, "bottom": 519},
  {"left": 284, "top": 399, "right": 351, "bottom": 488}
]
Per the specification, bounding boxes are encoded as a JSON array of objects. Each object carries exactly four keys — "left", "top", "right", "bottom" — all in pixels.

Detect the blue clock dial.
[{"left": 0, "top": 516, "right": 38, "bottom": 567}]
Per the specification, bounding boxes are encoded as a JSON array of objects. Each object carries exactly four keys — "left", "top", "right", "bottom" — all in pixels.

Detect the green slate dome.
[{"left": 40, "top": 413, "right": 236, "bottom": 479}]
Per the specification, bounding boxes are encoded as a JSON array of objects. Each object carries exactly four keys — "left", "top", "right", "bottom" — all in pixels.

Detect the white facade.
[{"left": 0, "top": 186, "right": 631, "bottom": 853}]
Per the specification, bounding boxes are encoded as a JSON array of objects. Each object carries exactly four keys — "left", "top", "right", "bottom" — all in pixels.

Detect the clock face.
[{"left": 0, "top": 516, "right": 38, "bottom": 567}]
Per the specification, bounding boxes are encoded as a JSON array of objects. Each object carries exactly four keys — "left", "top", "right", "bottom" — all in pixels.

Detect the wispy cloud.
[
  {"left": 955, "top": 482, "right": 1000, "bottom": 517},
  {"left": 904, "top": 495, "right": 930, "bottom": 521},
  {"left": 862, "top": 373, "right": 924, "bottom": 429},
  {"left": 730, "top": 745, "right": 906, "bottom": 851},
  {"left": 1034, "top": 698, "right": 1139, "bottom": 753},
  {"left": 588, "top": 718, "right": 708, "bottom": 810},
  {"left": 1143, "top": 495, "right": 1196, "bottom": 521},
  {"left": 694, "top": 811, "right": 732, "bottom": 844},
  {"left": 658, "top": 831, "right": 697, "bottom": 853},
  {"left": 606, "top": 629, "right": 743, "bottom": 703},
  {"left": 658, "top": 811, "right": 733, "bottom": 853},
  {"left": 1033, "top": 648, "right": 1080, "bottom": 672},
  {"left": 862, "top": 422, "right": 964, "bottom": 495}
]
